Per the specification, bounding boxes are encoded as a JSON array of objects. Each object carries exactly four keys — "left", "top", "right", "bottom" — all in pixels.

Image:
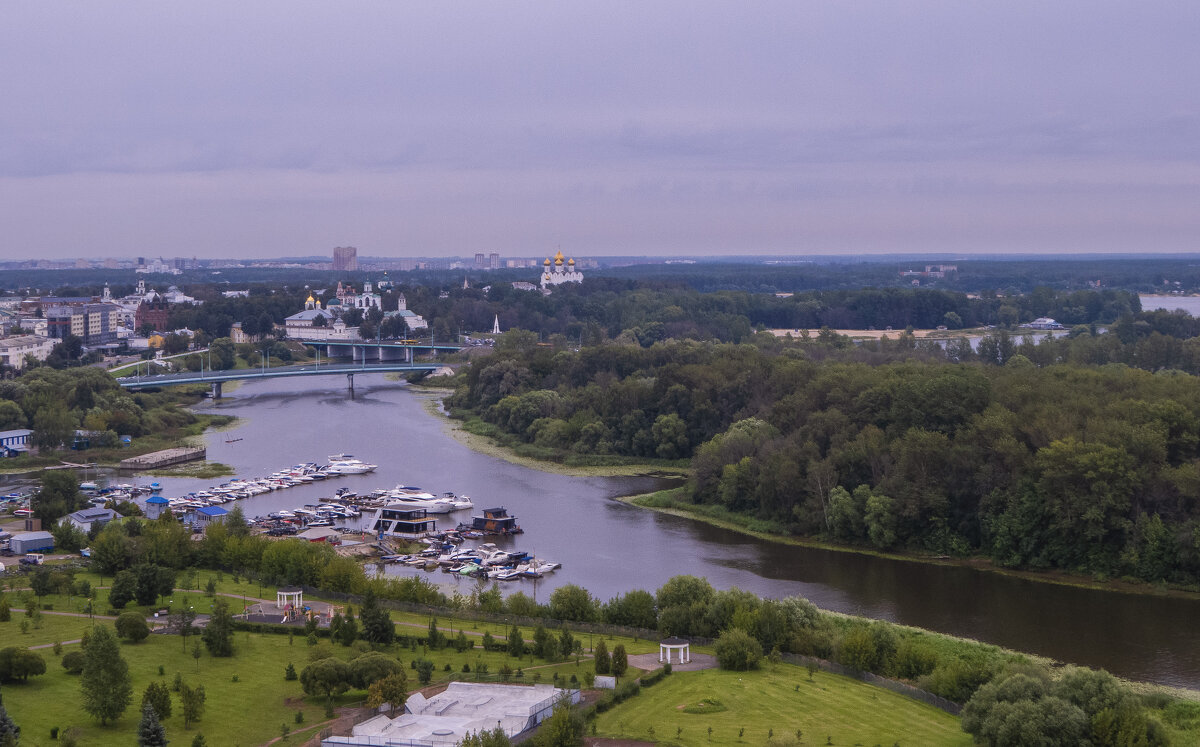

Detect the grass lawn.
[
  {"left": 0, "top": 611, "right": 97, "bottom": 649},
  {"left": 1, "top": 612, "right": 644, "bottom": 746},
  {"left": 593, "top": 664, "right": 972, "bottom": 747},
  {"left": 2, "top": 627, "right": 328, "bottom": 747}
]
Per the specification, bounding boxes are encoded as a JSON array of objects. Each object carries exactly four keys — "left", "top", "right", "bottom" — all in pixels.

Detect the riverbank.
[
  {"left": 620, "top": 487, "right": 1200, "bottom": 604},
  {"left": 0, "top": 411, "right": 236, "bottom": 476},
  {"left": 414, "top": 388, "right": 690, "bottom": 479},
  {"left": 412, "top": 387, "right": 1200, "bottom": 602}
]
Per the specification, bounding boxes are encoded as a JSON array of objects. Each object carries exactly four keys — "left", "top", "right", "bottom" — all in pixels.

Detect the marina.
[
  {"left": 74, "top": 452, "right": 558, "bottom": 587},
  {"left": 9, "top": 374, "right": 1195, "bottom": 689}
]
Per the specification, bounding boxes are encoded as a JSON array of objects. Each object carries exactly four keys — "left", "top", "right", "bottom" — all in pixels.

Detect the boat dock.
[{"left": 119, "top": 446, "right": 207, "bottom": 471}]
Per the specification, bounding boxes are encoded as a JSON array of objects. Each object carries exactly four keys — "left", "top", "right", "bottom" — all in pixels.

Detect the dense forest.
[
  {"left": 449, "top": 305, "right": 1200, "bottom": 585},
  {"left": 0, "top": 366, "right": 203, "bottom": 453}
]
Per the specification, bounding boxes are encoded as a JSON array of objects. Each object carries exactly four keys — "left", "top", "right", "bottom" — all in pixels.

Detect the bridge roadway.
[{"left": 116, "top": 361, "right": 442, "bottom": 397}]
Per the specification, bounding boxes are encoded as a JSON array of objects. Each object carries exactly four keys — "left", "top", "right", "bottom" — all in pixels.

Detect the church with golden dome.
[{"left": 540, "top": 250, "right": 584, "bottom": 290}]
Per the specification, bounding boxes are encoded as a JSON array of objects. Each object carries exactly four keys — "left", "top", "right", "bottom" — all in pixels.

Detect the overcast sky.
[{"left": 2, "top": 1, "right": 1198, "bottom": 259}]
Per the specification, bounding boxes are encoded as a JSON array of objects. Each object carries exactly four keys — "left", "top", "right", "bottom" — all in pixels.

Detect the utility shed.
[{"left": 11, "top": 531, "right": 54, "bottom": 553}]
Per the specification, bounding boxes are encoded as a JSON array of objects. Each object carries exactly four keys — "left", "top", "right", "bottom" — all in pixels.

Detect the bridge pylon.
[{"left": 211, "top": 382, "right": 222, "bottom": 399}]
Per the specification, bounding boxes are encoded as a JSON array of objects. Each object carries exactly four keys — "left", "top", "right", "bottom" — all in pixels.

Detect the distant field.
[{"left": 594, "top": 665, "right": 971, "bottom": 747}]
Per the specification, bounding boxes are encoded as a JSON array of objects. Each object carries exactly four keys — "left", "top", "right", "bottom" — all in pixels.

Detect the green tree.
[
  {"left": 180, "top": 681, "right": 207, "bottom": 727},
  {"left": 81, "top": 625, "right": 133, "bottom": 725},
  {"left": 365, "top": 671, "right": 409, "bottom": 716},
  {"left": 133, "top": 563, "right": 175, "bottom": 606},
  {"left": 651, "top": 413, "right": 690, "bottom": 459},
  {"left": 0, "top": 647, "right": 47, "bottom": 682},
  {"left": 338, "top": 613, "right": 359, "bottom": 647},
  {"left": 209, "top": 337, "right": 236, "bottom": 370},
  {"left": 459, "top": 727, "right": 512, "bottom": 747},
  {"left": 0, "top": 399, "right": 26, "bottom": 430},
  {"left": 142, "top": 680, "right": 173, "bottom": 720},
  {"left": 202, "top": 598, "right": 234, "bottom": 657},
  {"left": 593, "top": 639, "right": 610, "bottom": 675},
  {"left": 506, "top": 625, "right": 525, "bottom": 658},
  {"left": 51, "top": 519, "right": 88, "bottom": 553},
  {"left": 610, "top": 644, "right": 628, "bottom": 678},
  {"left": 0, "top": 700, "right": 19, "bottom": 747},
  {"left": 348, "top": 652, "right": 402, "bottom": 690},
  {"left": 93, "top": 523, "right": 133, "bottom": 576},
  {"left": 32, "top": 469, "right": 84, "bottom": 524},
  {"left": 116, "top": 611, "right": 151, "bottom": 643},
  {"left": 530, "top": 695, "right": 584, "bottom": 747},
  {"left": 300, "top": 658, "right": 351, "bottom": 707},
  {"left": 108, "top": 570, "right": 137, "bottom": 609},
  {"left": 32, "top": 403, "right": 76, "bottom": 451},
  {"left": 713, "top": 628, "right": 762, "bottom": 671},
  {"left": 358, "top": 589, "right": 394, "bottom": 645},
  {"left": 137, "top": 701, "right": 168, "bottom": 746},
  {"left": 548, "top": 584, "right": 598, "bottom": 622},
  {"left": 415, "top": 658, "right": 435, "bottom": 685}
]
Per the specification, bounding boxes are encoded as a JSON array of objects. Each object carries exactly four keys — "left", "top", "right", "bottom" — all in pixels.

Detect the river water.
[{"left": 103, "top": 376, "right": 1200, "bottom": 689}]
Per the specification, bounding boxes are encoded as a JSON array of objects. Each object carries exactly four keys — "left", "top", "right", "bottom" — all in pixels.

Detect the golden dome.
[
  {"left": 568, "top": 258, "right": 575, "bottom": 265},
  {"left": 544, "top": 258, "right": 551, "bottom": 266},
  {"left": 306, "top": 294, "right": 315, "bottom": 304}
]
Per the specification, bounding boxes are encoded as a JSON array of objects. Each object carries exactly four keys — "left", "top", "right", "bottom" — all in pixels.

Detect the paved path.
[
  {"left": 12, "top": 608, "right": 116, "bottom": 620},
  {"left": 627, "top": 651, "right": 716, "bottom": 672},
  {"left": 30, "top": 638, "right": 83, "bottom": 650}
]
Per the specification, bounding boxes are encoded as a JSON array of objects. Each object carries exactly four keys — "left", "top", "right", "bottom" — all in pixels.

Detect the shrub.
[
  {"left": 115, "top": 611, "right": 150, "bottom": 643},
  {"left": 62, "top": 650, "right": 86, "bottom": 674},
  {"left": 714, "top": 628, "right": 762, "bottom": 671},
  {"left": 285, "top": 662, "right": 297, "bottom": 680},
  {"left": 919, "top": 658, "right": 998, "bottom": 703},
  {"left": 837, "top": 628, "right": 877, "bottom": 672},
  {"left": 894, "top": 639, "right": 939, "bottom": 680}
]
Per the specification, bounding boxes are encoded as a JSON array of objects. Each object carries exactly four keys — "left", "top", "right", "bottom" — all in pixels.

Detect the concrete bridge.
[
  {"left": 116, "top": 361, "right": 444, "bottom": 398},
  {"left": 294, "top": 339, "right": 462, "bottom": 364}
]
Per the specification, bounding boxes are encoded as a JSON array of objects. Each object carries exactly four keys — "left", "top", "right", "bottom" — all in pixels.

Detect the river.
[{"left": 95, "top": 375, "right": 1200, "bottom": 689}]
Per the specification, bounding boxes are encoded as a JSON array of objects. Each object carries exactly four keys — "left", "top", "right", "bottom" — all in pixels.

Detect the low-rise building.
[
  {"left": 63, "top": 507, "right": 122, "bottom": 534},
  {"left": 0, "top": 335, "right": 56, "bottom": 369},
  {"left": 10, "top": 531, "right": 54, "bottom": 554},
  {"left": 0, "top": 429, "right": 32, "bottom": 457},
  {"left": 323, "top": 683, "right": 578, "bottom": 747}
]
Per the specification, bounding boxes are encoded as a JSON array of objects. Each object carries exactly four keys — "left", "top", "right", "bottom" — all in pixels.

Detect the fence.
[
  {"left": 779, "top": 652, "right": 962, "bottom": 715},
  {"left": 277, "top": 586, "right": 957, "bottom": 716},
  {"left": 293, "top": 585, "right": 712, "bottom": 645}
]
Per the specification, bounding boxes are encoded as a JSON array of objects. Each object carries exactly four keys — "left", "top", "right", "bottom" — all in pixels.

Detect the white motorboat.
[
  {"left": 325, "top": 456, "right": 377, "bottom": 474},
  {"left": 441, "top": 492, "right": 474, "bottom": 511}
]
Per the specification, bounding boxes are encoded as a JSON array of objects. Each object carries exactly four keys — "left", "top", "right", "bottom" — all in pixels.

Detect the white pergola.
[
  {"left": 276, "top": 587, "right": 303, "bottom": 610},
  {"left": 659, "top": 636, "right": 690, "bottom": 664}
]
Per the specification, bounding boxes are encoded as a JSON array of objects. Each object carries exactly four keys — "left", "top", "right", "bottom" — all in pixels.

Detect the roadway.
[{"left": 116, "top": 361, "right": 443, "bottom": 390}]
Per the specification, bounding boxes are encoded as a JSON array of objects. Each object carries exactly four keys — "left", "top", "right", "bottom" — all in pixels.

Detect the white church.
[{"left": 539, "top": 251, "right": 584, "bottom": 291}]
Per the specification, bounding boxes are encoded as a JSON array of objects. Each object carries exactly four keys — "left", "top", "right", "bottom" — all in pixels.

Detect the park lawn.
[
  {"left": 0, "top": 611, "right": 97, "bottom": 649},
  {"left": 594, "top": 664, "right": 972, "bottom": 747},
  {"left": 3, "top": 627, "right": 330, "bottom": 747}
]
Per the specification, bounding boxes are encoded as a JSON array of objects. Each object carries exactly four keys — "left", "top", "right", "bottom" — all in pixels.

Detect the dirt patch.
[{"left": 584, "top": 740, "right": 656, "bottom": 747}]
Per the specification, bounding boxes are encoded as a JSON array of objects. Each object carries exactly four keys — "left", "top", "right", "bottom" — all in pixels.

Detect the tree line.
[{"left": 450, "top": 324, "right": 1200, "bottom": 584}]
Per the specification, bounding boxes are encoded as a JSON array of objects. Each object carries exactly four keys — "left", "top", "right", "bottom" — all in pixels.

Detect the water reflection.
[{"left": 101, "top": 375, "right": 1200, "bottom": 687}]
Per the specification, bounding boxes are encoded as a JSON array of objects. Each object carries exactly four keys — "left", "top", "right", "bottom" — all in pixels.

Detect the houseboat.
[
  {"left": 462, "top": 507, "right": 522, "bottom": 536},
  {"left": 371, "top": 505, "right": 436, "bottom": 538}
]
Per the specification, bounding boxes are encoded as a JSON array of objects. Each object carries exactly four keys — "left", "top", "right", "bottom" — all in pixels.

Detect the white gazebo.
[
  {"left": 660, "top": 636, "right": 691, "bottom": 664},
  {"left": 276, "top": 586, "right": 303, "bottom": 610}
]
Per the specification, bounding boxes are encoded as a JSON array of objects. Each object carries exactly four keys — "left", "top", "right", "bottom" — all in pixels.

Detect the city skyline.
[{"left": 2, "top": 2, "right": 1198, "bottom": 259}]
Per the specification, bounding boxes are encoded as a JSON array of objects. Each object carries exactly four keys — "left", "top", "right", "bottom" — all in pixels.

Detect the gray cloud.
[{"left": 1, "top": 1, "right": 1198, "bottom": 257}]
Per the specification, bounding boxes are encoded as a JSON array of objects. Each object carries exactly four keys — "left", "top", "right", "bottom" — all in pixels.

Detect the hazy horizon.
[{"left": 3, "top": 2, "right": 1198, "bottom": 259}]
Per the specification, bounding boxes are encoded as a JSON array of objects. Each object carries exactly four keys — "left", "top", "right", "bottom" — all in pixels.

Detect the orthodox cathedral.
[{"left": 540, "top": 251, "right": 584, "bottom": 290}]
